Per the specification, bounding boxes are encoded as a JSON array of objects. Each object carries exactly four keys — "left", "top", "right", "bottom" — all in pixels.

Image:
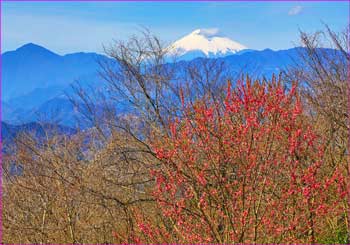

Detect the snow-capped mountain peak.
[{"left": 168, "top": 28, "right": 247, "bottom": 60}]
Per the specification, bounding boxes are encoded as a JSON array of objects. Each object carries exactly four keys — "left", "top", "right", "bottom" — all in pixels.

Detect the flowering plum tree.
[{"left": 128, "top": 77, "right": 345, "bottom": 243}]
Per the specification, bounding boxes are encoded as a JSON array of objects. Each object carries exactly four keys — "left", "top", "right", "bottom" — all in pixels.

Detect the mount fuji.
[{"left": 168, "top": 28, "right": 248, "bottom": 60}]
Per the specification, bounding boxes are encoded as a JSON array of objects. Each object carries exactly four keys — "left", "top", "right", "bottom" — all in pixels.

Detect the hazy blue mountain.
[
  {"left": 2, "top": 121, "right": 76, "bottom": 139},
  {"left": 14, "top": 97, "right": 79, "bottom": 126},
  {"left": 6, "top": 86, "right": 66, "bottom": 111},
  {"left": 1, "top": 121, "right": 77, "bottom": 151},
  {"left": 2, "top": 43, "right": 110, "bottom": 101},
  {"left": 8, "top": 96, "right": 127, "bottom": 129},
  {"left": 3, "top": 43, "right": 340, "bottom": 128},
  {"left": 1, "top": 121, "right": 76, "bottom": 156},
  {"left": 2, "top": 100, "right": 12, "bottom": 117},
  {"left": 183, "top": 47, "right": 302, "bottom": 79},
  {"left": 2, "top": 43, "right": 114, "bottom": 125}
]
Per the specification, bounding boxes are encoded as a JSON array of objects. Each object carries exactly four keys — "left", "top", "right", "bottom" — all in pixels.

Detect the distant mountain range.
[
  {"left": 1, "top": 30, "right": 340, "bottom": 134},
  {"left": 2, "top": 43, "right": 111, "bottom": 101},
  {"left": 1, "top": 121, "right": 77, "bottom": 152}
]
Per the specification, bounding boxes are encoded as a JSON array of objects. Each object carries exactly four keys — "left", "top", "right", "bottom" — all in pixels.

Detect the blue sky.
[{"left": 2, "top": 1, "right": 349, "bottom": 54}]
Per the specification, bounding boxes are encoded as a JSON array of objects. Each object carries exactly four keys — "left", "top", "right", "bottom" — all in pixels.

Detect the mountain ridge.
[
  {"left": 2, "top": 43, "right": 111, "bottom": 101},
  {"left": 3, "top": 42, "right": 341, "bottom": 128}
]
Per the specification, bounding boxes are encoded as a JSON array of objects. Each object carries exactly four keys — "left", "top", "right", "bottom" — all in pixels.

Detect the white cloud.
[
  {"left": 198, "top": 28, "right": 219, "bottom": 36},
  {"left": 288, "top": 6, "right": 303, "bottom": 16}
]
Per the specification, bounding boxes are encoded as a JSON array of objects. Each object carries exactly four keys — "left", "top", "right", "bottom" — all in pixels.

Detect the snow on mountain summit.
[{"left": 168, "top": 28, "right": 247, "bottom": 60}]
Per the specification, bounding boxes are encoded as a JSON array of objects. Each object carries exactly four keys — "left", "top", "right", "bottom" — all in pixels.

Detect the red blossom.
[{"left": 129, "top": 78, "right": 344, "bottom": 244}]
